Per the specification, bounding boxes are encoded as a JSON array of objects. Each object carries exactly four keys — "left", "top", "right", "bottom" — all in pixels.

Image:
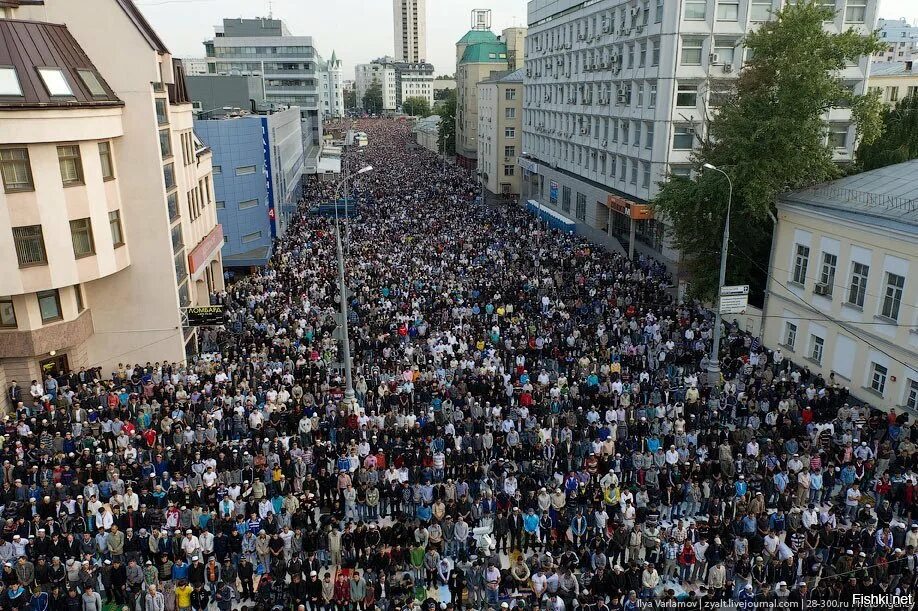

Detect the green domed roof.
[{"left": 457, "top": 29, "right": 499, "bottom": 45}]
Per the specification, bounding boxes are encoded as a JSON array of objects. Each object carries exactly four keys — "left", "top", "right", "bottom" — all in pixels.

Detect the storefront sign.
[
  {"left": 186, "top": 305, "right": 227, "bottom": 327},
  {"left": 518, "top": 157, "right": 538, "bottom": 174},
  {"left": 549, "top": 180, "right": 559, "bottom": 204},
  {"left": 188, "top": 224, "right": 223, "bottom": 275},
  {"left": 606, "top": 195, "right": 654, "bottom": 220}
]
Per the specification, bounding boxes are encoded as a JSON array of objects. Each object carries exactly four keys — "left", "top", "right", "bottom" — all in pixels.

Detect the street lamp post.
[
  {"left": 333, "top": 164, "right": 373, "bottom": 413},
  {"left": 702, "top": 162, "right": 733, "bottom": 388}
]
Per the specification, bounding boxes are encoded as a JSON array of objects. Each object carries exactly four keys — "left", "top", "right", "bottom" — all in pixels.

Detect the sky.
[{"left": 137, "top": 0, "right": 918, "bottom": 78}]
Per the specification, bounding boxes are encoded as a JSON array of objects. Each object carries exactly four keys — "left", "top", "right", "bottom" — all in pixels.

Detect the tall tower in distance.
[{"left": 393, "top": 0, "right": 427, "bottom": 62}]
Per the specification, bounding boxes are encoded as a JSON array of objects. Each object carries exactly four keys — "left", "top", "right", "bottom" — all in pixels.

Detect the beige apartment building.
[
  {"left": 455, "top": 22, "right": 526, "bottom": 171},
  {"left": 477, "top": 69, "right": 524, "bottom": 197},
  {"left": 762, "top": 161, "right": 918, "bottom": 413},
  {"left": 867, "top": 60, "right": 918, "bottom": 106},
  {"left": 1, "top": 0, "right": 223, "bottom": 393}
]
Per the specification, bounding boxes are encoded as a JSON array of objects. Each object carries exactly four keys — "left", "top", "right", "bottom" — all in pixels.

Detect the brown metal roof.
[
  {"left": 115, "top": 0, "right": 169, "bottom": 54},
  {"left": 0, "top": 1, "right": 45, "bottom": 8},
  {"left": 0, "top": 19, "right": 122, "bottom": 109}
]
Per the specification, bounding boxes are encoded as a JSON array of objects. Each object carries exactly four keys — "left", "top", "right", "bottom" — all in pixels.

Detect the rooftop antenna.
[{"left": 267, "top": 0, "right": 273, "bottom": 19}]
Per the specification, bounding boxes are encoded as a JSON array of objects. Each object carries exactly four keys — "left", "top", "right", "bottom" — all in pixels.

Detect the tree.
[
  {"left": 434, "top": 87, "right": 452, "bottom": 101},
  {"left": 856, "top": 94, "right": 918, "bottom": 171},
  {"left": 362, "top": 80, "right": 383, "bottom": 114},
  {"left": 344, "top": 87, "right": 357, "bottom": 110},
  {"left": 402, "top": 96, "right": 431, "bottom": 117},
  {"left": 651, "top": 1, "right": 882, "bottom": 299},
  {"left": 436, "top": 89, "right": 457, "bottom": 155}
]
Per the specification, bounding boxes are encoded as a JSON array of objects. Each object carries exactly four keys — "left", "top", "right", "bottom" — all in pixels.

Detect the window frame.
[
  {"left": 0, "top": 66, "right": 23, "bottom": 96},
  {"left": 109, "top": 210, "right": 125, "bottom": 247},
  {"left": 57, "top": 144, "right": 85, "bottom": 187},
  {"left": 818, "top": 252, "right": 837, "bottom": 294},
  {"left": 847, "top": 261, "right": 869, "bottom": 307},
  {"left": 0, "top": 296, "right": 16, "bottom": 328},
  {"left": 12, "top": 225, "right": 47, "bottom": 267},
  {"left": 784, "top": 321, "right": 797, "bottom": 350},
  {"left": 870, "top": 362, "right": 888, "bottom": 395},
  {"left": 809, "top": 334, "right": 824, "bottom": 365},
  {"left": 880, "top": 272, "right": 905, "bottom": 321},
  {"left": 676, "top": 83, "right": 699, "bottom": 107},
  {"left": 37, "top": 67, "right": 74, "bottom": 97},
  {"left": 235, "top": 165, "right": 257, "bottom": 176},
  {"left": 792, "top": 244, "right": 810, "bottom": 285},
  {"left": 0, "top": 147, "right": 34, "bottom": 193},
  {"left": 98, "top": 141, "right": 115, "bottom": 181},
  {"left": 37, "top": 289, "right": 63, "bottom": 324},
  {"left": 69, "top": 218, "right": 96, "bottom": 258}
]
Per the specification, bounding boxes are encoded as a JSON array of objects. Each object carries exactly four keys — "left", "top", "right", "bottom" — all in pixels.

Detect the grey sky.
[{"left": 136, "top": 0, "right": 918, "bottom": 78}]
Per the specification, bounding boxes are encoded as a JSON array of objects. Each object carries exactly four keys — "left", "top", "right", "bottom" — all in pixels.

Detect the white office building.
[
  {"left": 355, "top": 60, "right": 398, "bottom": 112},
  {"left": 520, "top": 0, "right": 878, "bottom": 263},
  {"left": 874, "top": 17, "right": 918, "bottom": 63},
  {"left": 393, "top": 0, "right": 427, "bottom": 63},
  {"left": 395, "top": 61, "right": 435, "bottom": 109}
]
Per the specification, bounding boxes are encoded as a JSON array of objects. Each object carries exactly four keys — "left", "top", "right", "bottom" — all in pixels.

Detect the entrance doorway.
[{"left": 39, "top": 353, "right": 69, "bottom": 377}]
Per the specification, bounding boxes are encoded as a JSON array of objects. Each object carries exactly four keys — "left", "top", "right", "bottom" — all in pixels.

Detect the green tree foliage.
[
  {"left": 402, "top": 96, "right": 431, "bottom": 117},
  {"left": 362, "top": 80, "right": 384, "bottom": 114},
  {"left": 856, "top": 94, "right": 918, "bottom": 170},
  {"left": 344, "top": 87, "right": 357, "bottom": 109},
  {"left": 651, "top": 1, "right": 882, "bottom": 299},
  {"left": 436, "top": 89, "right": 457, "bottom": 155}
]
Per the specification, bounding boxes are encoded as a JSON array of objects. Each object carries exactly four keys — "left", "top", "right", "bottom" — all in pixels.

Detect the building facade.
[
  {"left": 413, "top": 115, "right": 441, "bottom": 153},
  {"left": 477, "top": 69, "right": 524, "bottom": 196},
  {"left": 182, "top": 57, "right": 208, "bottom": 75},
  {"left": 203, "top": 17, "right": 325, "bottom": 172},
  {"left": 395, "top": 61, "right": 435, "bottom": 109},
  {"left": 762, "top": 161, "right": 918, "bottom": 413},
  {"left": 393, "top": 0, "right": 427, "bottom": 63},
  {"left": 323, "top": 51, "right": 345, "bottom": 118},
  {"left": 520, "top": 0, "right": 878, "bottom": 263},
  {"left": 455, "top": 26, "right": 527, "bottom": 170},
  {"left": 195, "top": 107, "right": 304, "bottom": 268},
  {"left": 867, "top": 60, "right": 918, "bottom": 106},
  {"left": 3, "top": 0, "right": 224, "bottom": 388},
  {"left": 355, "top": 61, "right": 398, "bottom": 112},
  {"left": 874, "top": 17, "right": 918, "bottom": 63}
]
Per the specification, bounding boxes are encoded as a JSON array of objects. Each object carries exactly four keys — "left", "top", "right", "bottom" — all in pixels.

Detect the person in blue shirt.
[
  {"left": 523, "top": 508, "right": 540, "bottom": 551},
  {"left": 171, "top": 558, "right": 189, "bottom": 582},
  {"left": 735, "top": 475, "right": 748, "bottom": 498}
]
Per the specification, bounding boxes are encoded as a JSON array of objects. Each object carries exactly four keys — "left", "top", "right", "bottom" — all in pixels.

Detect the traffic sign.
[{"left": 719, "top": 285, "right": 749, "bottom": 314}]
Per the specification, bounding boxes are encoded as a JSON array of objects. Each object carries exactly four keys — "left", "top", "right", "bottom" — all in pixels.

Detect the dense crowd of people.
[{"left": 4, "top": 119, "right": 917, "bottom": 611}]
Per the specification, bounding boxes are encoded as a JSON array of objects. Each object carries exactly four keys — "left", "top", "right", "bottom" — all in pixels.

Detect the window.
[
  {"left": 645, "top": 122, "right": 654, "bottom": 148},
  {"left": 562, "top": 186, "right": 571, "bottom": 213},
  {"left": 880, "top": 272, "right": 905, "bottom": 320},
  {"left": 216, "top": 201, "right": 225, "bottom": 210},
  {"left": 163, "top": 162, "right": 176, "bottom": 191},
  {"left": 818, "top": 252, "right": 837, "bottom": 294},
  {"left": 844, "top": 0, "right": 866, "bottom": 22},
  {"left": 652, "top": 40, "right": 660, "bottom": 67},
  {"left": 642, "top": 162, "right": 651, "bottom": 188},
  {"left": 242, "top": 231, "right": 263, "bottom": 244},
  {"left": 809, "top": 335, "right": 824, "bottom": 364},
  {"left": 56, "top": 145, "right": 84, "bottom": 186},
  {"left": 167, "top": 192, "right": 180, "bottom": 221},
  {"left": 155, "top": 98, "right": 168, "bottom": 125},
  {"left": 70, "top": 218, "right": 95, "bottom": 258},
  {"left": 174, "top": 252, "right": 187, "bottom": 284},
  {"left": 38, "top": 68, "right": 73, "bottom": 96},
  {"left": 212, "top": 165, "right": 222, "bottom": 174},
  {"left": 672, "top": 126, "right": 695, "bottom": 149},
  {"left": 504, "top": 107, "right": 516, "bottom": 120},
  {"left": 505, "top": 127, "right": 516, "bottom": 138},
  {"left": 870, "top": 363, "right": 887, "bottom": 395},
  {"left": 656, "top": 0, "right": 664, "bottom": 23},
  {"left": 159, "top": 129, "right": 172, "bottom": 159},
  {"left": 503, "top": 164, "right": 515, "bottom": 176},
  {"left": 792, "top": 244, "right": 810, "bottom": 284},
  {"left": 716, "top": 1, "right": 739, "bottom": 20},
  {"left": 829, "top": 125, "right": 848, "bottom": 149},
  {"left": 784, "top": 322, "right": 797, "bottom": 349},
  {"left": 681, "top": 37, "right": 705, "bottom": 66},
  {"left": 77, "top": 69, "right": 106, "bottom": 97},
  {"left": 0, "top": 296, "right": 15, "bottom": 328},
  {"left": 12, "top": 225, "right": 46, "bottom": 266},
  {"left": 505, "top": 88, "right": 517, "bottom": 101},
  {"left": 575, "top": 192, "right": 586, "bottom": 221},
  {"left": 504, "top": 146, "right": 516, "bottom": 158},
  {"left": 750, "top": 1, "right": 773, "bottom": 21},
  {"left": 171, "top": 224, "right": 184, "bottom": 253},
  {"left": 630, "top": 161, "right": 638, "bottom": 185},
  {"left": 239, "top": 198, "right": 258, "bottom": 210},
  {"left": 847, "top": 262, "right": 869, "bottom": 307},
  {"left": 0, "top": 67, "right": 22, "bottom": 96},
  {"left": 74, "top": 285, "right": 85, "bottom": 313},
  {"left": 236, "top": 165, "right": 257, "bottom": 176},
  {"left": 0, "top": 148, "right": 33, "bottom": 192},
  {"left": 676, "top": 83, "right": 698, "bottom": 107},
  {"left": 907, "top": 379, "right": 918, "bottom": 411},
  {"left": 37, "top": 290, "right": 62, "bottom": 323},
  {"left": 649, "top": 84, "right": 657, "bottom": 108},
  {"left": 109, "top": 210, "right": 124, "bottom": 247},
  {"left": 98, "top": 142, "right": 115, "bottom": 180},
  {"left": 714, "top": 37, "right": 737, "bottom": 65},
  {"left": 685, "top": 0, "right": 707, "bottom": 20}
]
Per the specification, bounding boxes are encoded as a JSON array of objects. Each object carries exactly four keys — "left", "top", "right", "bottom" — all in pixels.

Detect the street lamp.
[
  {"left": 702, "top": 162, "right": 733, "bottom": 388},
  {"left": 333, "top": 164, "right": 373, "bottom": 413}
]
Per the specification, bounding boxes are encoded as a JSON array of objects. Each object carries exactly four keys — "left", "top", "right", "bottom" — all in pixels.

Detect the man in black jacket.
[{"left": 236, "top": 557, "right": 254, "bottom": 601}]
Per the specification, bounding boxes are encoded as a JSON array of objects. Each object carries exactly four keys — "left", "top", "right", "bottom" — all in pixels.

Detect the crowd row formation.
[{"left": 3, "top": 119, "right": 916, "bottom": 611}]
